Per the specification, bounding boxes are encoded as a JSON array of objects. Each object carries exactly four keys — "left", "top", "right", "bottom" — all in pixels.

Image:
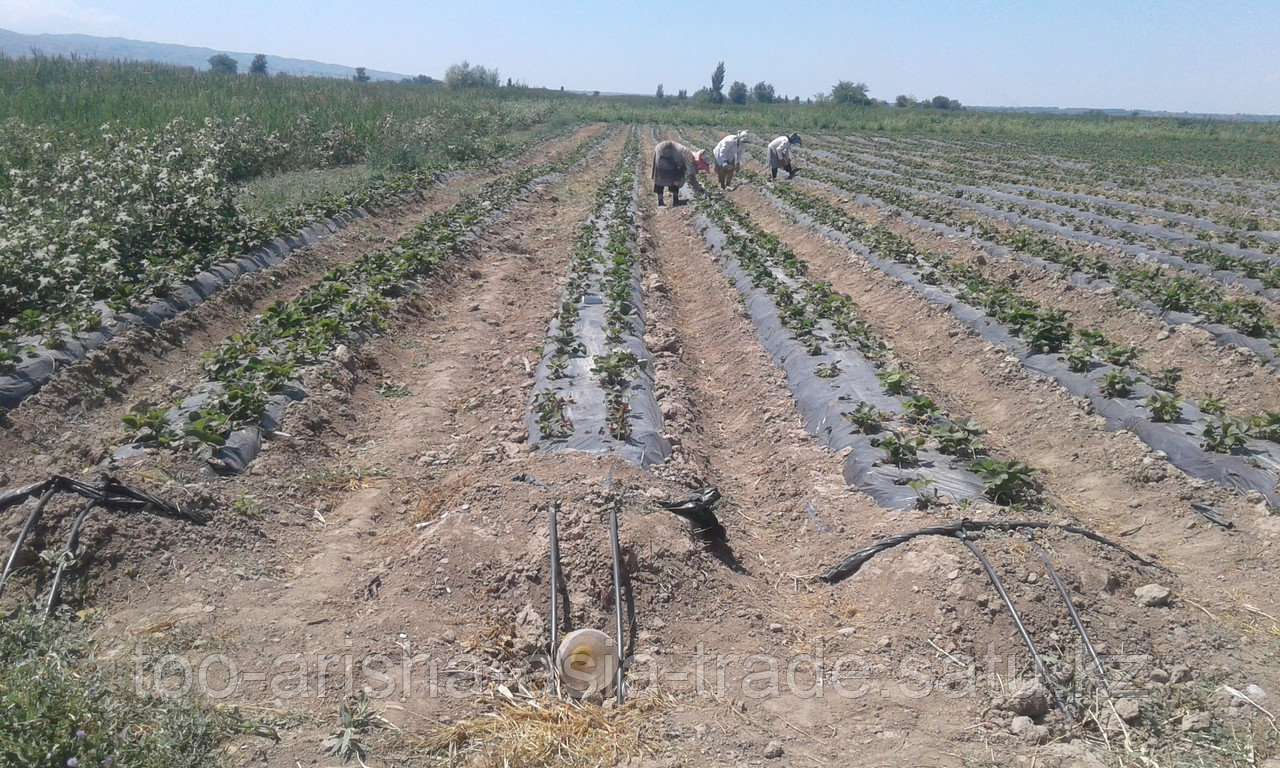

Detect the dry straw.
[{"left": 411, "top": 693, "right": 667, "bottom": 767}]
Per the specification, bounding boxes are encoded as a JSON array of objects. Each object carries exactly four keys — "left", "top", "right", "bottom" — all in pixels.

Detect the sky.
[{"left": 2, "top": 0, "right": 1279, "bottom": 114}]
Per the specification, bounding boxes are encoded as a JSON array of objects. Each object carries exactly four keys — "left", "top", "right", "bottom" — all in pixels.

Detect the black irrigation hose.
[
  {"left": 609, "top": 498, "right": 626, "bottom": 704},
  {"left": 0, "top": 478, "right": 57, "bottom": 513},
  {"left": 0, "top": 485, "right": 58, "bottom": 598},
  {"left": 45, "top": 499, "right": 98, "bottom": 618},
  {"left": 958, "top": 530, "right": 1072, "bottom": 721},
  {"left": 1023, "top": 534, "right": 1112, "bottom": 698},
  {"left": 548, "top": 501, "right": 561, "bottom": 657},
  {"left": 1, "top": 475, "right": 205, "bottom": 608},
  {"left": 821, "top": 519, "right": 1163, "bottom": 584}
]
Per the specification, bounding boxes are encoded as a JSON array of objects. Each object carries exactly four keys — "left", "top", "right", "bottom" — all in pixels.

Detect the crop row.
[
  {"left": 122, "top": 130, "right": 611, "bottom": 469},
  {"left": 829, "top": 134, "right": 1280, "bottom": 240},
  {"left": 757, "top": 177, "right": 1280, "bottom": 505},
  {"left": 811, "top": 141, "right": 1280, "bottom": 300},
  {"left": 839, "top": 132, "right": 1280, "bottom": 217},
  {"left": 527, "top": 129, "right": 669, "bottom": 465},
  {"left": 785, "top": 156, "right": 1280, "bottom": 356},
  {"left": 0, "top": 117, "right": 572, "bottom": 372},
  {"left": 696, "top": 182, "right": 1040, "bottom": 508}
]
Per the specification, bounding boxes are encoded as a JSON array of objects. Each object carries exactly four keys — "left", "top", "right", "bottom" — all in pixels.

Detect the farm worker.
[
  {"left": 712, "top": 131, "right": 760, "bottom": 189},
  {"left": 652, "top": 139, "right": 710, "bottom": 207},
  {"left": 767, "top": 133, "right": 802, "bottom": 180}
]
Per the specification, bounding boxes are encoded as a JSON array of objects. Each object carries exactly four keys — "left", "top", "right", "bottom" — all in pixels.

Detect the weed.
[
  {"left": 0, "top": 609, "right": 259, "bottom": 767},
  {"left": 376, "top": 381, "right": 410, "bottom": 398},
  {"left": 326, "top": 694, "right": 386, "bottom": 762}
]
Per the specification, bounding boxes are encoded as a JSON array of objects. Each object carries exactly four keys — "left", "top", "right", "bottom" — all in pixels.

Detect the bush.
[{"left": 444, "top": 60, "right": 499, "bottom": 89}]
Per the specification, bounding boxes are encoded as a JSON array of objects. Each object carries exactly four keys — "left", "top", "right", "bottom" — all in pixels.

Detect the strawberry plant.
[
  {"left": 930, "top": 417, "right": 986, "bottom": 457},
  {"left": 969, "top": 459, "right": 1040, "bottom": 505},
  {"left": 1100, "top": 369, "right": 1136, "bottom": 398},
  {"left": 876, "top": 369, "right": 913, "bottom": 395},
  {"left": 844, "top": 403, "right": 886, "bottom": 433},
  {"left": 1198, "top": 395, "right": 1228, "bottom": 416},
  {"left": 1201, "top": 417, "right": 1253, "bottom": 454},
  {"left": 1145, "top": 393, "right": 1184, "bottom": 423},
  {"left": 902, "top": 395, "right": 940, "bottom": 423},
  {"left": 873, "top": 432, "right": 924, "bottom": 467},
  {"left": 1065, "top": 345, "right": 1092, "bottom": 373},
  {"left": 1152, "top": 367, "right": 1183, "bottom": 392}
]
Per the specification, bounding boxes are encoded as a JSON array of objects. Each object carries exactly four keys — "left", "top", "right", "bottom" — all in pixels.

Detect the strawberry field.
[{"left": 3, "top": 61, "right": 1280, "bottom": 767}]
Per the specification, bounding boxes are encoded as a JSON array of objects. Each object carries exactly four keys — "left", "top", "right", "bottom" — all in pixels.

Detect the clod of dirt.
[
  {"left": 1003, "top": 681, "right": 1050, "bottom": 719},
  {"left": 1009, "top": 715, "right": 1049, "bottom": 744},
  {"left": 1180, "top": 711, "right": 1213, "bottom": 732},
  {"left": 1112, "top": 696, "right": 1142, "bottom": 723},
  {"left": 764, "top": 741, "right": 784, "bottom": 759},
  {"left": 1134, "top": 583, "right": 1172, "bottom": 607}
]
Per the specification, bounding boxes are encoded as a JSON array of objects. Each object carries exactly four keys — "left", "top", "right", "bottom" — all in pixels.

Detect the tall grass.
[{"left": 4, "top": 54, "right": 1277, "bottom": 177}]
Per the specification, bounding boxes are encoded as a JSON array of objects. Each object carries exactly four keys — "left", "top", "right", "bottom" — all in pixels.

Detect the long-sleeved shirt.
[
  {"left": 652, "top": 140, "right": 705, "bottom": 193},
  {"left": 767, "top": 135, "right": 793, "bottom": 168},
  {"left": 714, "top": 134, "right": 746, "bottom": 169}
]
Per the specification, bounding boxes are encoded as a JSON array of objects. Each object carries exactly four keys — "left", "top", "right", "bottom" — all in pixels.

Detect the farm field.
[{"left": 4, "top": 62, "right": 1280, "bottom": 768}]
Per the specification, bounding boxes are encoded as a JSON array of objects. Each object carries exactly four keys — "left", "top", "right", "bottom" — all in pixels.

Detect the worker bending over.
[
  {"left": 767, "top": 133, "right": 802, "bottom": 179},
  {"left": 652, "top": 140, "right": 710, "bottom": 207},
  {"left": 712, "top": 131, "right": 760, "bottom": 189}
]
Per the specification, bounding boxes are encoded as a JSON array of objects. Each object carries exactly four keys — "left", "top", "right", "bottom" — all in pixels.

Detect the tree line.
[{"left": 654, "top": 61, "right": 962, "bottom": 110}]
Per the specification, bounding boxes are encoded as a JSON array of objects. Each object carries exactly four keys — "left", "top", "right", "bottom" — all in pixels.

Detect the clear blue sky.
[{"left": 3, "top": 0, "right": 1278, "bottom": 114}]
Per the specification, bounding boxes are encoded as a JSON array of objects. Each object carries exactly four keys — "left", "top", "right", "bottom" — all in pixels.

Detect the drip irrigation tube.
[
  {"left": 0, "top": 475, "right": 203, "bottom": 605},
  {"left": 958, "top": 530, "right": 1071, "bottom": 720},
  {"left": 0, "top": 485, "right": 57, "bottom": 598},
  {"left": 45, "top": 499, "right": 98, "bottom": 617},
  {"left": 548, "top": 501, "right": 561, "bottom": 656},
  {"left": 609, "top": 497, "right": 626, "bottom": 703},
  {"left": 821, "top": 519, "right": 1162, "bottom": 584},
  {"left": 1023, "top": 534, "right": 1112, "bottom": 697}
]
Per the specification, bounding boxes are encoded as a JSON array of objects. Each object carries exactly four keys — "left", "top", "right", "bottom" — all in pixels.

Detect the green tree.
[
  {"left": 655, "top": 83, "right": 664, "bottom": 99},
  {"left": 895, "top": 94, "right": 916, "bottom": 108},
  {"left": 353, "top": 67, "right": 371, "bottom": 83},
  {"left": 752, "top": 81, "right": 775, "bottom": 103},
  {"left": 677, "top": 89, "right": 688, "bottom": 100},
  {"left": 207, "top": 53, "right": 237, "bottom": 74},
  {"left": 248, "top": 54, "right": 267, "bottom": 75},
  {"left": 710, "top": 61, "right": 725, "bottom": 103},
  {"left": 929, "top": 94, "right": 963, "bottom": 110},
  {"left": 728, "top": 80, "right": 748, "bottom": 104},
  {"left": 829, "top": 80, "right": 872, "bottom": 105}
]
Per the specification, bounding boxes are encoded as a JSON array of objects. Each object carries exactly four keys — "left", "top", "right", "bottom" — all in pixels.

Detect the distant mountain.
[{"left": 0, "top": 28, "right": 412, "bottom": 81}]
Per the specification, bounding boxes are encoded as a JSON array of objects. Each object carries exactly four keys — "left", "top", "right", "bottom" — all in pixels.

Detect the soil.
[{"left": 2, "top": 127, "right": 1279, "bottom": 767}]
